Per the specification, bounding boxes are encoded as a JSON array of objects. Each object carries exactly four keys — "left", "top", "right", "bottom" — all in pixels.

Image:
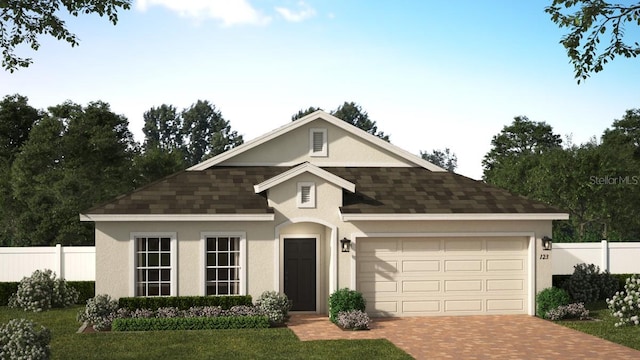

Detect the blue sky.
[{"left": 1, "top": 0, "right": 638, "bottom": 179}]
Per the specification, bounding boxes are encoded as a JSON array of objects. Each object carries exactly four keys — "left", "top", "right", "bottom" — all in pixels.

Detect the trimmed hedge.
[
  {"left": 553, "top": 274, "right": 635, "bottom": 300},
  {"left": 118, "top": 295, "right": 253, "bottom": 311},
  {"left": 0, "top": 281, "right": 94, "bottom": 306},
  {"left": 0, "top": 282, "right": 19, "bottom": 306},
  {"left": 111, "top": 315, "right": 270, "bottom": 331}
]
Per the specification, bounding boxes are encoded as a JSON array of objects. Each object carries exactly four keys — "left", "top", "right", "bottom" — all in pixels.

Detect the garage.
[{"left": 356, "top": 236, "right": 529, "bottom": 316}]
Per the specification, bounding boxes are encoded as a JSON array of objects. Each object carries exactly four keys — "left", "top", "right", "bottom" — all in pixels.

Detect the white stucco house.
[{"left": 80, "top": 110, "right": 568, "bottom": 316}]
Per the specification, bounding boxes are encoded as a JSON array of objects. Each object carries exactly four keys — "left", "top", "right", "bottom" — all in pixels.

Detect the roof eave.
[{"left": 340, "top": 213, "right": 570, "bottom": 221}]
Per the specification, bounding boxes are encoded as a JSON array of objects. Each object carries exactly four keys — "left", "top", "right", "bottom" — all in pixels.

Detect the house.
[{"left": 80, "top": 110, "right": 568, "bottom": 316}]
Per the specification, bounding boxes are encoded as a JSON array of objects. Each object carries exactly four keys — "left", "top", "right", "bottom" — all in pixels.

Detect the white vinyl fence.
[
  {"left": 0, "top": 244, "right": 95, "bottom": 282},
  {"left": 553, "top": 240, "right": 640, "bottom": 275},
  {"left": 1, "top": 241, "right": 639, "bottom": 282}
]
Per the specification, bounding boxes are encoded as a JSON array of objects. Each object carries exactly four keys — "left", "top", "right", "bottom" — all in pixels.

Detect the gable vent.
[
  {"left": 297, "top": 182, "right": 315, "bottom": 208},
  {"left": 309, "top": 128, "right": 327, "bottom": 157},
  {"left": 300, "top": 186, "right": 311, "bottom": 203}
]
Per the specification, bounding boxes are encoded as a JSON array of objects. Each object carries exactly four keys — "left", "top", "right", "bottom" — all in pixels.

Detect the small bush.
[
  {"left": 77, "top": 294, "right": 119, "bottom": 331},
  {"left": 607, "top": 274, "right": 640, "bottom": 327},
  {"left": 328, "top": 288, "right": 366, "bottom": 323},
  {"left": 0, "top": 319, "right": 51, "bottom": 360},
  {"left": 255, "top": 291, "right": 291, "bottom": 325},
  {"left": 564, "top": 263, "right": 618, "bottom": 303},
  {"left": 545, "top": 303, "right": 590, "bottom": 321},
  {"left": 336, "top": 310, "right": 370, "bottom": 330},
  {"left": 536, "top": 287, "right": 570, "bottom": 318},
  {"left": 111, "top": 315, "right": 270, "bottom": 331},
  {"left": 9, "top": 269, "right": 79, "bottom": 312},
  {"left": 183, "top": 306, "right": 223, "bottom": 318},
  {"left": 117, "top": 295, "right": 252, "bottom": 311}
]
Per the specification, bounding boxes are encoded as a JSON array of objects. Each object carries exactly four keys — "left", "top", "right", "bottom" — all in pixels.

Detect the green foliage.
[
  {"left": 117, "top": 295, "right": 253, "bottom": 311},
  {"left": 255, "top": 291, "right": 291, "bottom": 325},
  {"left": 8, "top": 269, "right": 78, "bottom": 312},
  {"left": 67, "top": 282, "right": 95, "bottom": 304},
  {"left": 545, "top": 302, "right": 590, "bottom": 321},
  {"left": 77, "top": 294, "right": 119, "bottom": 331},
  {"left": 0, "top": 283, "right": 18, "bottom": 307},
  {"left": 545, "top": 1, "right": 640, "bottom": 82},
  {"left": 1, "top": 0, "right": 132, "bottom": 71},
  {"left": 564, "top": 263, "right": 618, "bottom": 303},
  {"left": 536, "top": 287, "right": 570, "bottom": 318},
  {"left": 0, "top": 318, "right": 51, "bottom": 360},
  {"left": 292, "top": 101, "right": 390, "bottom": 141},
  {"left": 111, "top": 315, "right": 270, "bottom": 331},
  {"left": 607, "top": 274, "right": 640, "bottom": 327},
  {"left": 420, "top": 148, "right": 458, "bottom": 171},
  {"left": 328, "top": 288, "right": 366, "bottom": 323}
]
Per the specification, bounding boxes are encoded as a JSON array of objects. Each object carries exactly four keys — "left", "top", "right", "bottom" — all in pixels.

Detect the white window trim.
[
  {"left": 129, "top": 232, "right": 178, "bottom": 297},
  {"left": 200, "top": 232, "right": 247, "bottom": 296},
  {"left": 309, "top": 128, "right": 327, "bottom": 157},
  {"left": 297, "top": 182, "right": 316, "bottom": 208}
]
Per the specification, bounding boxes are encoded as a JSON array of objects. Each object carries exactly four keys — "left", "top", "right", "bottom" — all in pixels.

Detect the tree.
[
  {"left": 291, "top": 102, "right": 390, "bottom": 141},
  {"left": 142, "top": 104, "right": 183, "bottom": 151},
  {"left": 0, "top": 94, "right": 41, "bottom": 245},
  {"left": 181, "top": 100, "right": 244, "bottom": 166},
  {"left": 1, "top": 0, "right": 132, "bottom": 72},
  {"left": 11, "top": 101, "right": 138, "bottom": 246},
  {"left": 483, "top": 116, "right": 562, "bottom": 192},
  {"left": 546, "top": 1, "right": 640, "bottom": 82},
  {"left": 420, "top": 148, "right": 458, "bottom": 171}
]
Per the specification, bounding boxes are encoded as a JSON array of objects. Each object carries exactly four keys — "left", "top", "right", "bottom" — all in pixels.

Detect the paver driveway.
[{"left": 288, "top": 314, "right": 640, "bottom": 359}]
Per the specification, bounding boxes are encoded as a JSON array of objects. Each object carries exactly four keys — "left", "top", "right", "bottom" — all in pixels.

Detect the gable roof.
[
  {"left": 187, "top": 110, "right": 445, "bottom": 172},
  {"left": 81, "top": 166, "right": 568, "bottom": 221},
  {"left": 253, "top": 162, "right": 355, "bottom": 193}
]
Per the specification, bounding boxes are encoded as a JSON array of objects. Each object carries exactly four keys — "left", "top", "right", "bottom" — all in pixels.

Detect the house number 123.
[{"left": 539, "top": 254, "right": 549, "bottom": 260}]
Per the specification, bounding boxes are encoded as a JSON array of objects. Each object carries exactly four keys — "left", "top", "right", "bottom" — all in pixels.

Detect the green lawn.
[
  {"left": 556, "top": 301, "right": 640, "bottom": 351},
  {"left": 0, "top": 307, "right": 412, "bottom": 360}
]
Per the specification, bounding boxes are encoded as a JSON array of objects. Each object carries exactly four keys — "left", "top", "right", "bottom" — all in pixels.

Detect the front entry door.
[{"left": 284, "top": 238, "right": 316, "bottom": 311}]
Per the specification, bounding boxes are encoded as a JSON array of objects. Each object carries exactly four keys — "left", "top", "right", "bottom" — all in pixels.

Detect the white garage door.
[{"left": 356, "top": 237, "right": 529, "bottom": 316}]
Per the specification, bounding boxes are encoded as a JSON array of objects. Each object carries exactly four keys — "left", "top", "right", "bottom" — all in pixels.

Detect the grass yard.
[
  {"left": 556, "top": 301, "right": 640, "bottom": 351},
  {"left": 0, "top": 306, "right": 412, "bottom": 360}
]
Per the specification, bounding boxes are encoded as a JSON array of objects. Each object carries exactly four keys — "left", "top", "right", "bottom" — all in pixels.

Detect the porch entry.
[{"left": 284, "top": 238, "right": 316, "bottom": 311}]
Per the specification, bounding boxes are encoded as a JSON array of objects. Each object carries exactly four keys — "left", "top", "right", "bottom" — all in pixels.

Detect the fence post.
[
  {"left": 54, "top": 244, "right": 63, "bottom": 278},
  {"left": 601, "top": 239, "right": 609, "bottom": 272}
]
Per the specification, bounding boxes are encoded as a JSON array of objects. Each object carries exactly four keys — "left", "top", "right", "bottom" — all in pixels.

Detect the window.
[
  {"left": 309, "top": 128, "right": 327, "bottom": 157},
  {"left": 134, "top": 234, "right": 176, "bottom": 296},
  {"left": 204, "top": 234, "right": 246, "bottom": 295},
  {"left": 297, "top": 182, "right": 316, "bottom": 208}
]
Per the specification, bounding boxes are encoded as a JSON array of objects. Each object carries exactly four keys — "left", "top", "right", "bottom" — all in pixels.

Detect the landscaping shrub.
[
  {"left": 67, "top": 281, "right": 95, "bottom": 304},
  {"left": 564, "top": 263, "right": 618, "bottom": 303},
  {"left": 328, "top": 288, "right": 366, "bottom": 323},
  {"left": 117, "top": 295, "right": 252, "bottom": 311},
  {"left": 607, "top": 274, "right": 640, "bottom": 327},
  {"left": 536, "top": 287, "right": 570, "bottom": 318},
  {"left": 0, "top": 318, "right": 51, "bottom": 360},
  {"left": 0, "top": 283, "right": 18, "bottom": 307},
  {"left": 111, "top": 315, "right": 270, "bottom": 331},
  {"left": 255, "top": 291, "right": 291, "bottom": 325},
  {"left": 77, "top": 294, "right": 119, "bottom": 331},
  {"left": 545, "top": 303, "right": 590, "bottom": 321},
  {"left": 8, "top": 269, "right": 79, "bottom": 312},
  {"left": 336, "top": 310, "right": 370, "bottom": 330}
]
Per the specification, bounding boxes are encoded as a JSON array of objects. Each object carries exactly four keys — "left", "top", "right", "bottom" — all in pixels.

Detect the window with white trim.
[
  {"left": 309, "top": 128, "right": 327, "bottom": 157},
  {"left": 135, "top": 235, "right": 175, "bottom": 296},
  {"left": 297, "top": 182, "right": 316, "bottom": 208},
  {"left": 205, "top": 235, "right": 242, "bottom": 295}
]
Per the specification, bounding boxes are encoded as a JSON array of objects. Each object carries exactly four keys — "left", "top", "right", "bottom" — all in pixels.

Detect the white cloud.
[
  {"left": 136, "top": 0, "right": 271, "bottom": 26},
  {"left": 275, "top": 1, "right": 316, "bottom": 22}
]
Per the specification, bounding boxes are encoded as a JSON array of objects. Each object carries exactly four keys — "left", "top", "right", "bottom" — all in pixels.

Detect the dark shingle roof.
[{"left": 85, "top": 166, "right": 562, "bottom": 215}]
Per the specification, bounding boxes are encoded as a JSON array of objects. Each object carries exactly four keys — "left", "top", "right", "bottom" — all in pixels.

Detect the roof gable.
[
  {"left": 253, "top": 162, "right": 355, "bottom": 193},
  {"left": 188, "top": 111, "right": 445, "bottom": 171}
]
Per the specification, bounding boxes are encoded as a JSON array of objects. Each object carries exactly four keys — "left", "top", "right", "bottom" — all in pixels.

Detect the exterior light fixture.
[
  {"left": 340, "top": 237, "right": 351, "bottom": 253},
  {"left": 542, "top": 236, "right": 552, "bottom": 251}
]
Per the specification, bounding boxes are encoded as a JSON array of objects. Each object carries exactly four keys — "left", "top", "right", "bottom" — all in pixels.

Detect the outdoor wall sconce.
[
  {"left": 340, "top": 237, "right": 351, "bottom": 253},
  {"left": 542, "top": 236, "right": 552, "bottom": 251}
]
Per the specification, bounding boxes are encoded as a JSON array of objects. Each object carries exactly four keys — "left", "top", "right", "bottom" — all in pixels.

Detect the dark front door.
[{"left": 284, "top": 238, "right": 316, "bottom": 311}]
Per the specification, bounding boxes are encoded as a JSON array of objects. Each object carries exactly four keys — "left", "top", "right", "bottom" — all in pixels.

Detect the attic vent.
[
  {"left": 297, "top": 182, "right": 315, "bottom": 208},
  {"left": 309, "top": 128, "right": 327, "bottom": 157}
]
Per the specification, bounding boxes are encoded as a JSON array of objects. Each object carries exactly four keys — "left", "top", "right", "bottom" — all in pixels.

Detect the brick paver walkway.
[{"left": 287, "top": 314, "right": 640, "bottom": 359}]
